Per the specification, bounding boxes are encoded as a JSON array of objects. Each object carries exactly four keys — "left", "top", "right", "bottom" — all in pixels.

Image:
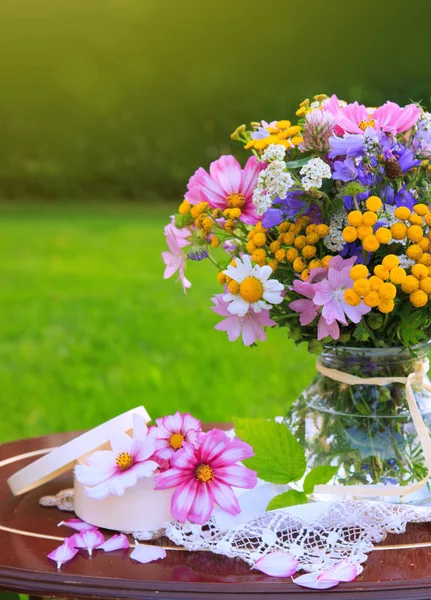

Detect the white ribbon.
[{"left": 313, "top": 357, "right": 431, "bottom": 498}]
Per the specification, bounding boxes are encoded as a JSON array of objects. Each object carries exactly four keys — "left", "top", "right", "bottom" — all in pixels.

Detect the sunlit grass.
[{"left": 0, "top": 202, "right": 314, "bottom": 441}]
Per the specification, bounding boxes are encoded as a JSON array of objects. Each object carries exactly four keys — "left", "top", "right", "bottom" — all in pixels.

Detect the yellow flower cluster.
[
  {"left": 245, "top": 216, "right": 330, "bottom": 278},
  {"left": 344, "top": 247, "right": 431, "bottom": 312},
  {"left": 244, "top": 120, "right": 303, "bottom": 151},
  {"left": 342, "top": 196, "right": 389, "bottom": 251},
  {"left": 178, "top": 198, "right": 247, "bottom": 248},
  {"left": 344, "top": 261, "right": 399, "bottom": 313},
  {"left": 295, "top": 94, "right": 329, "bottom": 117}
]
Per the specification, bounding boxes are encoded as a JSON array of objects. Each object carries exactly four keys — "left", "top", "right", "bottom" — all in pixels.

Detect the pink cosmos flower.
[
  {"left": 289, "top": 257, "right": 370, "bottom": 341},
  {"left": 47, "top": 539, "right": 79, "bottom": 570},
  {"left": 184, "top": 155, "right": 265, "bottom": 225},
  {"left": 154, "top": 429, "right": 257, "bottom": 525},
  {"left": 313, "top": 257, "right": 370, "bottom": 331},
  {"left": 162, "top": 221, "right": 191, "bottom": 293},
  {"left": 75, "top": 414, "right": 158, "bottom": 500},
  {"left": 211, "top": 291, "right": 276, "bottom": 346},
  {"left": 323, "top": 94, "right": 420, "bottom": 135},
  {"left": 152, "top": 411, "right": 202, "bottom": 463}
]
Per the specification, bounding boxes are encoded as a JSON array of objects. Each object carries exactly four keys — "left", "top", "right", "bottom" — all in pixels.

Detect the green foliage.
[
  {"left": 398, "top": 307, "right": 427, "bottom": 347},
  {"left": 267, "top": 490, "right": 308, "bottom": 510},
  {"left": 284, "top": 157, "right": 311, "bottom": 170},
  {"left": 303, "top": 465, "right": 338, "bottom": 494},
  {"left": 326, "top": 196, "right": 344, "bottom": 218},
  {"left": 234, "top": 417, "right": 338, "bottom": 510},
  {"left": 266, "top": 465, "right": 337, "bottom": 511},
  {"left": 235, "top": 418, "right": 306, "bottom": 484},
  {"left": 352, "top": 321, "right": 370, "bottom": 343}
]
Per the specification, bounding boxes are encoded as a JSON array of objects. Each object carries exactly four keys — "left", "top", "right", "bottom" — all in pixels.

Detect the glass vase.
[{"left": 284, "top": 341, "right": 431, "bottom": 504}]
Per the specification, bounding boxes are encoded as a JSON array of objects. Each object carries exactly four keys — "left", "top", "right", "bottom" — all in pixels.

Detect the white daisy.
[{"left": 223, "top": 255, "right": 284, "bottom": 317}]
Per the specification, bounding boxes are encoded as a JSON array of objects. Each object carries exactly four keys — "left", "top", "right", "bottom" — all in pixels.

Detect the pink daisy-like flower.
[
  {"left": 74, "top": 414, "right": 158, "bottom": 500},
  {"left": 313, "top": 257, "right": 370, "bottom": 330},
  {"left": 289, "top": 257, "right": 370, "bottom": 341},
  {"left": 184, "top": 155, "right": 265, "bottom": 225},
  {"left": 152, "top": 411, "right": 202, "bottom": 463},
  {"left": 211, "top": 291, "right": 276, "bottom": 346},
  {"left": 323, "top": 94, "right": 420, "bottom": 136},
  {"left": 154, "top": 429, "right": 257, "bottom": 525},
  {"left": 162, "top": 221, "right": 192, "bottom": 293}
]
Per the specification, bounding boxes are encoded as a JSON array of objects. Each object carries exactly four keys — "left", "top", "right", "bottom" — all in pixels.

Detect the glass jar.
[{"left": 284, "top": 341, "right": 431, "bottom": 504}]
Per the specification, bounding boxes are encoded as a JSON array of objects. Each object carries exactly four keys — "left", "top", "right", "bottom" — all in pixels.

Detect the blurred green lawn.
[{"left": 0, "top": 202, "right": 314, "bottom": 442}]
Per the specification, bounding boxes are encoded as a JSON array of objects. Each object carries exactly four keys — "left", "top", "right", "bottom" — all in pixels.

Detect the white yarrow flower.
[
  {"left": 223, "top": 255, "right": 284, "bottom": 317},
  {"left": 300, "top": 158, "right": 331, "bottom": 191},
  {"left": 261, "top": 144, "right": 286, "bottom": 162}
]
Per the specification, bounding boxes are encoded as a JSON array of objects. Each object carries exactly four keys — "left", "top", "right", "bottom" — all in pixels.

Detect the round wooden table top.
[{"left": 1, "top": 429, "right": 431, "bottom": 600}]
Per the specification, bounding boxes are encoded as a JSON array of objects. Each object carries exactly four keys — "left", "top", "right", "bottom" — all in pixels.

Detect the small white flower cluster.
[
  {"left": 398, "top": 254, "right": 415, "bottom": 269},
  {"left": 324, "top": 208, "right": 347, "bottom": 252},
  {"left": 252, "top": 159, "right": 294, "bottom": 215},
  {"left": 364, "top": 129, "right": 381, "bottom": 153},
  {"left": 420, "top": 111, "right": 431, "bottom": 130},
  {"left": 300, "top": 158, "right": 331, "bottom": 191},
  {"left": 252, "top": 188, "right": 272, "bottom": 215},
  {"left": 261, "top": 144, "right": 286, "bottom": 162}
]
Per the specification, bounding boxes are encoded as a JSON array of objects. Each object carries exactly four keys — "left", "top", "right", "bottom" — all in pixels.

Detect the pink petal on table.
[
  {"left": 254, "top": 551, "right": 298, "bottom": 577},
  {"left": 71, "top": 529, "right": 105, "bottom": 556},
  {"left": 318, "top": 560, "right": 358, "bottom": 582},
  {"left": 57, "top": 518, "right": 96, "bottom": 532},
  {"left": 98, "top": 533, "right": 130, "bottom": 552},
  {"left": 130, "top": 542, "right": 167, "bottom": 564},
  {"left": 292, "top": 572, "right": 340, "bottom": 590},
  {"left": 47, "top": 538, "right": 79, "bottom": 570}
]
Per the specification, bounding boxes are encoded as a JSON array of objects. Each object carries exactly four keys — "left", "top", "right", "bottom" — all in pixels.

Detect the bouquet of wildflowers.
[{"left": 163, "top": 94, "right": 431, "bottom": 351}]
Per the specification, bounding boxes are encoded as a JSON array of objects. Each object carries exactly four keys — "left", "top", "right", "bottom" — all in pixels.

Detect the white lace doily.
[
  {"left": 43, "top": 485, "right": 431, "bottom": 575},
  {"left": 165, "top": 498, "right": 431, "bottom": 574}
]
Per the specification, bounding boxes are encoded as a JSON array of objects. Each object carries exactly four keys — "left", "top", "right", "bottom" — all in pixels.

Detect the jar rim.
[{"left": 322, "top": 339, "right": 431, "bottom": 358}]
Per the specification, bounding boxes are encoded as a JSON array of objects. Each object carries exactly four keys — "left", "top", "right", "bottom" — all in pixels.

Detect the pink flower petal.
[
  {"left": 240, "top": 155, "right": 266, "bottom": 198},
  {"left": 187, "top": 480, "right": 214, "bottom": 524},
  {"left": 57, "top": 518, "right": 95, "bottom": 532},
  {"left": 317, "top": 560, "right": 358, "bottom": 582},
  {"left": 254, "top": 552, "right": 298, "bottom": 578},
  {"left": 209, "top": 155, "right": 242, "bottom": 195},
  {"left": 214, "top": 464, "right": 257, "bottom": 489},
  {"left": 71, "top": 529, "right": 105, "bottom": 556},
  {"left": 154, "top": 466, "right": 191, "bottom": 489},
  {"left": 130, "top": 542, "right": 167, "bottom": 564},
  {"left": 292, "top": 572, "right": 340, "bottom": 590},
  {"left": 211, "top": 437, "right": 254, "bottom": 467},
  {"left": 98, "top": 534, "right": 130, "bottom": 552},
  {"left": 48, "top": 539, "right": 79, "bottom": 570},
  {"left": 209, "top": 479, "right": 241, "bottom": 517},
  {"left": 171, "top": 478, "right": 199, "bottom": 522}
]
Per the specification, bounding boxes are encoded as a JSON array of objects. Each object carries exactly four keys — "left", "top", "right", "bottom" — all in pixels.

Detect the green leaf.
[
  {"left": 307, "top": 339, "right": 323, "bottom": 355},
  {"left": 352, "top": 320, "right": 370, "bottom": 342},
  {"left": 267, "top": 490, "right": 308, "bottom": 511},
  {"left": 235, "top": 418, "right": 306, "bottom": 484},
  {"left": 284, "top": 157, "right": 311, "bottom": 169},
  {"left": 174, "top": 213, "right": 194, "bottom": 228},
  {"left": 303, "top": 465, "right": 339, "bottom": 495},
  {"left": 398, "top": 310, "right": 426, "bottom": 347}
]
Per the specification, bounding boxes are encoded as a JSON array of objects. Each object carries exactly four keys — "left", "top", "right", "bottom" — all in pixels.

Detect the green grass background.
[{"left": 0, "top": 202, "right": 314, "bottom": 441}]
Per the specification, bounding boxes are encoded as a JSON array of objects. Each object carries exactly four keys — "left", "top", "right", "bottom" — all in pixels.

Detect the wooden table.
[{"left": 1, "top": 431, "right": 431, "bottom": 599}]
